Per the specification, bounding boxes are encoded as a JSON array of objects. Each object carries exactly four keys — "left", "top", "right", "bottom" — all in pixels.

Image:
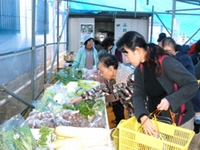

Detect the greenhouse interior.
[{"left": 0, "top": 0, "right": 200, "bottom": 149}]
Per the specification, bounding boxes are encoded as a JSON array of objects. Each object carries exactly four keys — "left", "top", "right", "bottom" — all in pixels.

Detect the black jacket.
[{"left": 133, "top": 56, "right": 198, "bottom": 125}]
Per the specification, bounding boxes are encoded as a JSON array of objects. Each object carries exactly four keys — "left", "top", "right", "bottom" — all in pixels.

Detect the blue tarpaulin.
[{"left": 68, "top": 0, "right": 200, "bottom": 42}]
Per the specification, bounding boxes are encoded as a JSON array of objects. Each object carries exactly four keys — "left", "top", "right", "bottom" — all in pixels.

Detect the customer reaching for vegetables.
[{"left": 70, "top": 53, "right": 135, "bottom": 117}]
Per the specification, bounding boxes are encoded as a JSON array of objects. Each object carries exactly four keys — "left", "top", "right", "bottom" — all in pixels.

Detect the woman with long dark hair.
[{"left": 117, "top": 31, "right": 199, "bottom": 149}]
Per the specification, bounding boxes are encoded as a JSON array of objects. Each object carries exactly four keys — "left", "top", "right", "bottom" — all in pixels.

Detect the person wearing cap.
[
  {"left": 72, "top": 34, "right": 99, "bottom": 69},
  {"left": 157, "top": 33, "right": 167, "bottom": 43}
]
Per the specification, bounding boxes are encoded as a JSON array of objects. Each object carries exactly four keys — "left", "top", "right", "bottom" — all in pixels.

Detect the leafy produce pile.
[
  {"left": 55, "top": 67, "right": 100, "bottom": 84},
  {"left": 55, "top": 67, "right": 83, "bottom": 85},
  {"left": 25, "top": 77, "right": 106, "bottom": 129}
]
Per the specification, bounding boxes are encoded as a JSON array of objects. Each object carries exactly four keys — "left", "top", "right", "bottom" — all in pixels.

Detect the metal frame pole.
[
  {"left": 46, "top": 10, "right": 68, "bottom": 84},
  {"left": 56, "top": 1, "right": 60, "bottom": 72},
  {"left": 63, "top": 0, "right": 126, "bottom": 11},
  {"left": 150, "top": 6, "right": 154, "bottom": 43},
  {"left": 44, "top": 0, "right": 47, "bottom": 83},
  {"left": 0, "top": 85, "right": 34, "bottom": 108},
  {"left": 134, "top": 0, "right": 137, "bottom": 18},
  {"left": 31, "top": 0, "right": 36, "bottom": 100},
  {"left": 184, "top": 28, "right": 200, "bottom": 45},
  {"left": 166, "top": 8, "right": 200, "bottom": 12},
  {"left": 155, "top": 14, "right": 171, "bottom": 36},
  {"left": 66, "top": 2, "right": 69, "bottom": 51},
  {"left": 171, "top": 0, "right": 176, "bottom": 37}
]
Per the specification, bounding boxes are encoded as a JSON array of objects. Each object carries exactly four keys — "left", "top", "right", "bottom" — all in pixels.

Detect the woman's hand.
[
  {"left": 140, "top": 115, "right": 159, "bottom": 137},
  {"left": 157, "top": 98, "right": 170, "bottom": 111},
  {"left": 71, "top": 97, "right": 83, "bottom": 103}
]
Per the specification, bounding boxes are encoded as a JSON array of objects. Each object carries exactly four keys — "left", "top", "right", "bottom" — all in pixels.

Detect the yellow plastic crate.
[
  {"left": 112, "top": 127, "right": 119, "bottom": 150},
  {"left": 112, "top": 120, "right": 126, "bottom": 150},
  {"left": 112, "top": 116, "right": 195, "bottom": 150}
]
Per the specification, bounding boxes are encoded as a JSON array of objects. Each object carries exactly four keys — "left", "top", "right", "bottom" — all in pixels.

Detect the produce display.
[
  {"left": 24, "top": 67, "right": 111, "bottom": 149},
  {"left": 0, "top": 68, "right": 111, "bottom": 150}
]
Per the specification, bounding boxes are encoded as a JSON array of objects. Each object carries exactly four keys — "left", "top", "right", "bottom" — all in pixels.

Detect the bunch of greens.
[
  {"left": 74, "top": 101, "right": 95, "bottom": 119},
  {"left": 55, "top": 70, "right": 79, "bottom": 85},
  {"left": 63, "top": 100, "right": 96, "bottom": 119},
  {"left": 63, "top": 100, "right": 104, "bottom": 119},
  {"left": 63, "top": 104, "right": 76, "bottom": 110},
  {"left": 85, "top": 99, "right": 96, "bottom": 108},
  {"left": 38, "top": 125, "right": 55, "bottom": 148},
  {"left": 63, "top": 67, "right": 83, "bottom": 79}
]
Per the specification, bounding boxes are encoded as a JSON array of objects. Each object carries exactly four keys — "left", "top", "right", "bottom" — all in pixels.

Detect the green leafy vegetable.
[
  {"left": 85, "top": 99, "right": 96, "bottom": 108},
  {"left": 78, "top": 80, "right": 96, "bottom": 91},
  {"left": 74, "top": 101, "right": 95, "bottom": 119},
  {"left": 92, "top": 99, "right": 105, "bottom": 112},
  {"left": 75, "top": 69, "right": 83, "bottom": 79},
  {"left": 38, "top": 125, "right": 55, "bottom": 148},
  {"left": 55, "top": 70, "right": 79, "bottom": 85},
  {"left": 63, "top": 67, "right": 83, "bottom": 79},
  {"left": 63, "top": 100, "right": 104, "bottom": 119},
  {"left": 0, "top": 126, "right": 37, "bottom": 150},
  {"left": 63, "top": 104, "right": 76, "bottom": 110}
]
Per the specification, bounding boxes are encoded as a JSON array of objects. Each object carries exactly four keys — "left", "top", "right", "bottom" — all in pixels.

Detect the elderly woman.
[
  {"left": 72, "top": 34, "right": 99, "bottom": 69},
  {"left": 71, "top": 53, "right": 135, "bottom": 118}
]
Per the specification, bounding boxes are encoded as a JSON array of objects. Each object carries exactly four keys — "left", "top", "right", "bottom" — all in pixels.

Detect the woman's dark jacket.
[{"left": 133, "top": 56, "right": 198, "bottom": 125}]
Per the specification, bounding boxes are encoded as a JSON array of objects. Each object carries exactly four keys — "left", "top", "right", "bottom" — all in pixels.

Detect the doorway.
[{"left": 94, "top": 18, "right": 114, "bottom": 51}]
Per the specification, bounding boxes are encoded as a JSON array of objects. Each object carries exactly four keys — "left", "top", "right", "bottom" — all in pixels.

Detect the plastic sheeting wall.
[{"left": 0, "top": 0, "right": 67, "bottom": 123}]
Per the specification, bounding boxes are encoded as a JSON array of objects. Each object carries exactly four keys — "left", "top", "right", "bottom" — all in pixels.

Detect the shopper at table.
[
  {"left": 101, "top": 37, "right": 125, "bottom": 125},
  {"left": 116, "top": 31, "right": 199, "bottom": 150},
  {"left": 71, "top": 53, "right": 135, "bottom": 117},
  {"left": 72, "top": 34, "right": 99, "bottom": 70}
]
